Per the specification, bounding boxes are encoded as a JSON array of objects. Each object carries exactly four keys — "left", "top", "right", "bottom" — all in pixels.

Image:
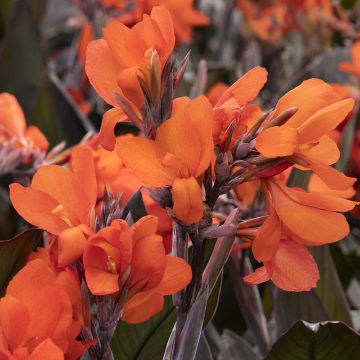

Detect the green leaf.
[
  {"left": 274, "top": 289, "right": 331, "bottom": 336},
  {"left": 266, "top": 321, "right": 360, "bottom": 359},
  {"left": 0, "top": 228, "right": 43, "bottom": 294},
  {"left": 218, "top": 329, "right": 260, "bottom": 360},
  {"left": 31, "top": 75, "right": 88, "bottom": 146},
  {"left": 0, "top": 0, "right": 44, "bottom": 116},
  {"left": 311, "top": 246, "right": 352, "bottom": 326},
  {"left": 123, "top": 189, "right": 148, "bottom": 223},
  {"left": 111, "top": 296, "right": 176, "bottom": 360}
]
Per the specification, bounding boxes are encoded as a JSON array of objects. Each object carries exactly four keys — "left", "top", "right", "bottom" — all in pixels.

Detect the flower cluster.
[{"left": 1, "top": 2, "right": 359, "bottom": 359}]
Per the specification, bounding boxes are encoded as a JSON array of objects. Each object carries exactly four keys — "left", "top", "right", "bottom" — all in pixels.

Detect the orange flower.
[
  {"left": 9, "top": 146, "right": 97, "bottom": 266},
  {"left": 0, "top": 93, "right": 48, "bottom": 153},
  {"left": 92, "top": 141, "right": 173, "bottom": 252},
  {"left": 256, "top": 79, "right": 356, "bottom": 190},
  {"left": 85, "top": 5, "right": 175, "bottom": 111},
  {"left": 116, "top": 96, "right": 214, "bottom": 224},
  {"left": 209, "top": 67, "right": 267, "bottom": 150},
  {"left": 151, "top": 0, "right": 209, "bottom": 43},
  {"left": 244, "top": 239, "right": 319, "bottom": 291},
  {"left": 252, "top": 178, "right": 358, "bottom": 263},
  {"left": 339, "top": 41, "right": 360, "bottom": 78},
  {"left": 0, "top": 259, "right": 86, "bottom": 359},
  {"left": 102, "top": 0, "right": 208, "bottom": 44},
  {"left": 83, "top": 216, "right": 191, "bottom": 323}
]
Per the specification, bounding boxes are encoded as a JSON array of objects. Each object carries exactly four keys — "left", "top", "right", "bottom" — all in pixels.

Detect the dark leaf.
[
  {"left": 123, "top": 189, "right": 148, "bottom": 223},
  {"left": 194, "top": 334, "right": 214, "bottom": 360},
  {"left": 0, "top": 0, "right": 44, "bottom": 116},
  {"left": 218, "top": 329, "right": 260, "bottom": 360},
  {"left": 111, "top": 296, "right": 176, "bottom": 360},
  {"left": 266, "top": 321, "right": 360, "bottom": 359},
  {"left": 173, "top": 287, "right": 210, "bottom": 360},
  {"left": 0, "top": 228, "right": 43, "bottom": 294},
  {"left": 274, "top": 289, "right": 331, "bottom": 337},
  {"left": 311, "top": 246, "right": 353, "bottom": 326},
  {"left": 203, "top": 271, "right": 223, "bottom": 329}
]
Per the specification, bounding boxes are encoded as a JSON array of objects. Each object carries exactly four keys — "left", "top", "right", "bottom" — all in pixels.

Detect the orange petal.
[
  {"left": 97, "top": 108, "right": 128, "bottom": 151},
  {"left": 85, "top": 267, "right": 119, "bottom": 295},
  {"left": 243, "top": 266, "right": 270, "bottom": 286},
  {"left": 103, "top": 21, "right": 147, "bottom": 68},
  {"left": 272, "top": 79, "right": 340, "bottom": 129},
  {"left": 216, "top": 67, "right": 268, "bottom": 106},
  {"left": 132, "top": 215, "right": 158, "bottom": 243},
  {"left": 29, "top": 339, "right": 64, "bottom": 360},
  {"left": 85, "top": 39, "right": 122, "bottom": 107},
  {"left": 25, "top": 126, "right": 49, "bottom": 152},
  {"left": 9, "top": 183, "right": 68, "bottom": 234},
  {"left": 304, "top": 154, "right": 357, "bottom": 190},
  {"left": 116, "top": 136, "right": 176, "bottom": 187},
  {"left": 256, "top": 126, "right": 299, "bottom": 158},
  {"left": 0, "top": 93, "right": 26, "bottom": 138},
  {"left": 297, "top": 99, "right": 355, "bottom": 143},
  {"left": 265, "top": 240, "right": 319, "bottom": 291},
  {"left": 153, "top": 256, "right": 192, "bottom": 295},
  {"left": 122, "top": 291, "right": 164, "bottom": 324},
  {"left": 172, "top": 177, "right": 204, "bottom": 224},
  {"left": 270, "top": 180, "right": 350, "bottom": 245},
  {"left": 57, "top": 226, "right": 88, "bottom": 267},
  {"left": 131, "top": 234, "right": 166, "bottom": 292},
  {"left": 308, "top": 174, "right": 355, "bottom": 199},
  {"left": 70, "top": 146, "right": 97, "bottom": 225},
  {"left": 117, "top": 67, "right": 144, "bottom": 109},
  {"left": 252, "top": 211, "right": 282, "bottom": 262},
  {"left": 150, "top": 6, "right": 175, "bottom": 62},
  {"left": 156, "top": 96, "right": 214, "bottom": 177},
  {"left": 291, "top": 188, "right": 358, "bottom": 213},
  {"left": 305, "top": 135, "right": 339, "bottom": 165},
  {"left": 0, "top": 296, "right": 29, "bottom": 351}
]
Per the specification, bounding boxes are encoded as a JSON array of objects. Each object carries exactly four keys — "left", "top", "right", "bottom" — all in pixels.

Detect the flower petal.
[
  {"left": 122, "top": 291, "right": 164, "bottom": 324},
  {"left": 265, "top": 240, "right": 319, "bottom": 291},
  {"left": 172, "top": 177, "right": 204, "bottom": 224},
  {"left": 97, "top": 108, "right": 128, "bottom": 151},
  {"left": 153, "top": 256, "right": 192, "bottom": 295},
  {"left": 252, "top": 211, "right": 282, "bottom": 262},
  {"left": 256, "top": 126, "right": 299, "bottom": 158}
]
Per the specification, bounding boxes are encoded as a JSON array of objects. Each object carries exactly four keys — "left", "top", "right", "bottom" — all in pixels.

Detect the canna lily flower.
[
  {"left": 339, "top": 41, "right": 360, "bottom": 78},
  {"left": 83, "top": 216, "right": 192, "bottom": 323},
  {"left": 209, "top": 67, "right": 267, "bottom": 151},
  {"left": 256, "top": 79, "right": 356, "bottom": 190},
  {"left": 116, "top": 95, "right": 214, "bottom": 224},
  {"left": 0, "top": 92, "right": 48, "bottom": 154},
  {"left": 85, "top": 5, "right": 175, "bottom": 111},
  {"left": 92, "top": 141, "right": 173, "bottom": 252},
  {"left": 0, "top": 259, "right": 86, "bottom": 360},
  {"left": 101, "top": 0, "right": 209, "bottom": 44},
  {"left": 9, "top": 146, "right": 97, "bottom": 266},
  {"left": 252, "top": 178, "right": 358, "bottom": 263},
  {"left": 244, "top": 238, "right": 320, "bottom": 291}
]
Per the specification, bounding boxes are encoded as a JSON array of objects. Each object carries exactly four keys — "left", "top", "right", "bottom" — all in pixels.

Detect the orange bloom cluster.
[
  {"left": 98, "top": 0, "right": 209, "bottom": 43},
  {"left": 339, "top": 41, "right": 360, "bottom": 79},
  {"left": 10, "top": 146, "right": 97, "bottom": 267},
  {"left": 237, "top": 0, "right": 350, "bottom": 43},
  {"left": 9, "top": 144, "right": 191, "bottom": 325},
  {"left": 84, "top": 215, "right": 191, "bottom": 323},
  {"left": 0, "top": 259, "right": 86, "bottom": 359},
  {"left": 117, "top": 95, "right": 214, "bottom": 224},
  {"left": 86, "top": 5, "right": 175, "bottom": 113},
  {"left": 0, "top": 93, "right": 48, "bottom": 172}
]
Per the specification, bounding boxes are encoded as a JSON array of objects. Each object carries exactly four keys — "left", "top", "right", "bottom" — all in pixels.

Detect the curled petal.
[
  {"left": 172, "top": 177, "right": 204, "bottom": 224},
  {"left": 97, "top": 108, "right": 128, "bottom": 151}
]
